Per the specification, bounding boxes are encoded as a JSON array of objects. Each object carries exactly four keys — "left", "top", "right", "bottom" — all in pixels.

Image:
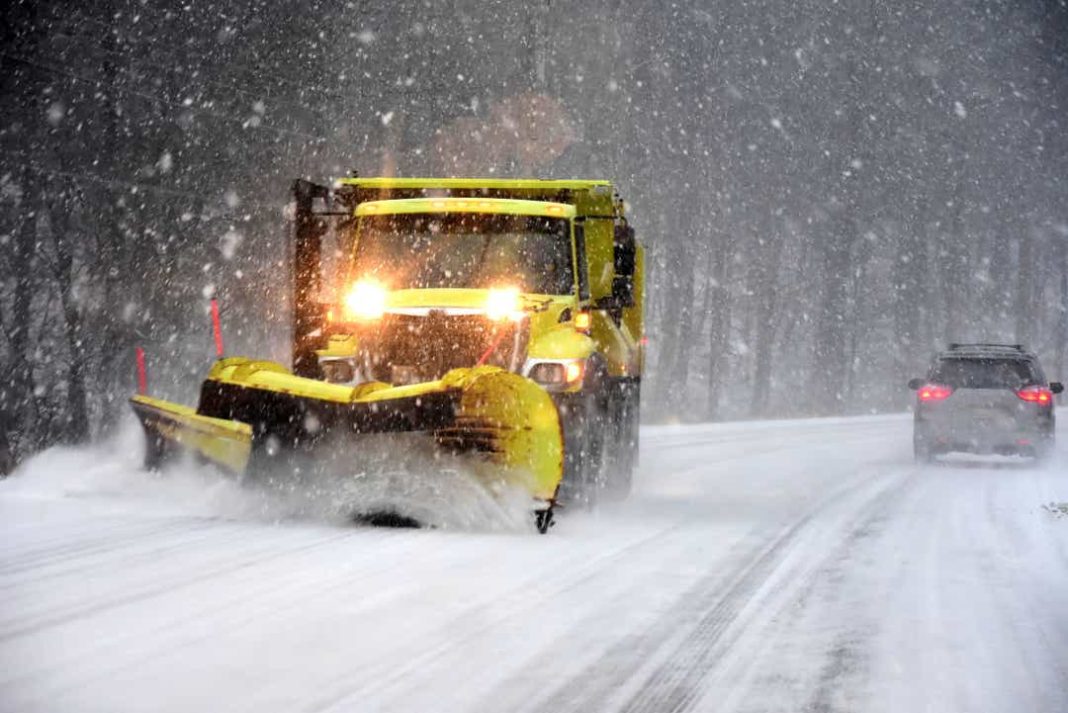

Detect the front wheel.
[
  {"left": 602, "top": 380, "right": 640, "bottom": 501},
  {"left": 558, "top": 390, "right": 608, "bottom": 509}
]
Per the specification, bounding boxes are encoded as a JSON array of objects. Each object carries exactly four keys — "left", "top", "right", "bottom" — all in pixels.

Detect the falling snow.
[{"left": 0, "top": 0, "right": 1066, "bottom": 459}]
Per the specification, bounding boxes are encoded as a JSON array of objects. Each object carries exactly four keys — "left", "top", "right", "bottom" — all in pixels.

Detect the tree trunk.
[
  {"left": 1055, "top": 235, "right": 1068, "bottom": 379},
  {"left": 4, "top": 167, "right": 41, "bottom": 461},
  {"left": 751, "top": 233, "right": 784, "bottom": 417},
  {"left": 95, "top": 3, "right": 135, "bottom": 432},
  {"left": 1, "top": 3, "right": 48, "bottom": 467},
  {"left": 705, "top": 232, "right": 734, "bottom": 420},
  {"left": 0, "top": 422, "right": 14, "bottom": 476},
  {"left": 47, "top": 192, "right": 91, "bottom": 444},
  {"left": 1014, "top": 232, "right": 1034, "bottom": 347},
  {"left": 669, "top": 243, "right": 696, "bottom": 413},
  {"left": 893, "top": 196, "right": 930, "bottom": 376},
  {"left": 811, "top": 210, "right": 855, "bottom": 414}
]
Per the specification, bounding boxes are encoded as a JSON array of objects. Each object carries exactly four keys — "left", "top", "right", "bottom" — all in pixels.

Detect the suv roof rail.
[{"left": 947, "top": 342, "right": 1024, "bottom": 351}]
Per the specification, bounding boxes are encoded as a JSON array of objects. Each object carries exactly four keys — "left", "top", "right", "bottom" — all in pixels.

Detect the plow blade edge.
[{"left": 130, "top": 359, "right": 563, "bottom": 502}]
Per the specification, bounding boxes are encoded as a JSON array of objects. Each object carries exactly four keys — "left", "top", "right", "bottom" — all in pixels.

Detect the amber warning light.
[{"left": 574, "top": 311, "right": 591, "bottom": 333}]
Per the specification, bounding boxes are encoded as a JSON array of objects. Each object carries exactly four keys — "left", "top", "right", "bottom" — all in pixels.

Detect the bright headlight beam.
[
  {"left": 343, "top": 280, "right": 388, "bottom": 320},
  {"left": 485, "top": 286, "right": 524, "bottom": 322}
]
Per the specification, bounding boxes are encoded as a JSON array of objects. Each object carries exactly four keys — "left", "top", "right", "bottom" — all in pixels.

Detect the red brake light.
[
  {"left": 1016, "top": 386, "right": 1052, "bottom": 405},
  {"left": 918, "top": 384, "right": 953, "bottom": 402}
]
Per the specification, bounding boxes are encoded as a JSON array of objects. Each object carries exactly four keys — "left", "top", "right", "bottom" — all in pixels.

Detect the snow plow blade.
[{"left": 130, "top": 358, "right": 564, "bottom": 503}]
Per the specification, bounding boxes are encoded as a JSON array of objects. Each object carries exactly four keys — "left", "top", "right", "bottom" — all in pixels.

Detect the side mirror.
[
  {"left": 1051, "top": 382, "right": 1064, "bottom": 395},
  {"left": 907, "top": 377, "right": 924, "bottom": 390},
  {"left": 611, "top": 223, "right": 636, "bottom": 308}
]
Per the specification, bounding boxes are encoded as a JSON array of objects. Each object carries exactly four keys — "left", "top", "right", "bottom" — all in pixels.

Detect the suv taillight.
[
  {"left": 1016, "top": 386, "right": 1053, "bottom": 405},
  {"left": 918, "top": 384, "right": 954, "bottom": 402}
]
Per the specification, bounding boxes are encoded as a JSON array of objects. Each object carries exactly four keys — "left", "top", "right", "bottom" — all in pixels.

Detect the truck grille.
[{"left": 366, "top": 312, "right": 528, "bottom": 384}]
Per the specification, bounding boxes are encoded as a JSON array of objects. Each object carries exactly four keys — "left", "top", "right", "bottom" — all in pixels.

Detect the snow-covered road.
[{"left": 1, "top": 414, "right": 1066, "bottom": 713}]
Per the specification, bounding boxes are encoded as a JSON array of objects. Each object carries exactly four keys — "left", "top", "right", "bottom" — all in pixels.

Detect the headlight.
[
  {"left": 527, "top": 359, "right": 585, "bottom": 388},
  {"left": 485, "top": 286, "right": 523, "bottom": 322},
  {"left": 343, "top": 280, "right": 387, "bottom": 320}
]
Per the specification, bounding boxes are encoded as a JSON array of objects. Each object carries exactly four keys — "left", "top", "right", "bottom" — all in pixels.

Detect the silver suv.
[{"left": 909, "top": 344, "right": 1062, "bottom": 461}]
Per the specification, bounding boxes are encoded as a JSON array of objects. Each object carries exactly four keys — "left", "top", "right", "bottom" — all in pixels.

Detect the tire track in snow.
[
  {"left": 306, "top": 523, "right": 686, "bottom": 713},
  {"left": 0, "top": 527, "right": 424, "bottom": 699},
  {"left": 0, "top": 519, "right": 241, "bottom": 592},
  {"left": 788, "top": 482, "right": 909, "bottom": 713},
  {"left": 623, "top": 470, "right": 910, "bottom": 713},
  {"left": 0, "top": 527, "right": 357, "bottom": 642},
  {"left": 0, "top": 518, "right": 211, "bottom": 575},
  {"left": 518, "top": 467, "right": 908, "bottom": 713},
  {"left": 869, "top": 463, "right": 1068, "bottom": 713}
]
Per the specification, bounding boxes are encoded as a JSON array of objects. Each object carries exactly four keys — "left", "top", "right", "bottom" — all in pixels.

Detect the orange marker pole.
[
  {"left": 135, "top": 347, "right": 147, "bottom": 395},
  {"left": 210, "top": 298, "right": 224, "bottom": 357}
]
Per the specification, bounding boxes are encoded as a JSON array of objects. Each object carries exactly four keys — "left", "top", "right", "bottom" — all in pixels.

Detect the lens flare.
[
  {"left": 485, "top": 286, "right": 523, "bottom": 321},
  {"left": 344, "top": 280, "right": 388, "bottom": 320}
]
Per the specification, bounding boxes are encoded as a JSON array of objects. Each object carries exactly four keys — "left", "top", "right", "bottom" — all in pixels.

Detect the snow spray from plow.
[
  {"left": 5, "top": 419, "right": 538, "bottom": 532},
  {"left": 130, "top": 358, "right": 563, "bottom": 531}
]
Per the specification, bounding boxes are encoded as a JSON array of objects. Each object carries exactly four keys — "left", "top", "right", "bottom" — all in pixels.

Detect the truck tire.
[
  {"left": 572, "top": 392, "right": 608, "bottom": 509},
  {"left": 559, "top": 409, "right": 586, "bottom": 507},
  {"left": 602, "top": 380, "right": 639, "bottom": 501},
  {"left": 558, "top": 367, "right": 610, "bottom": 509}
]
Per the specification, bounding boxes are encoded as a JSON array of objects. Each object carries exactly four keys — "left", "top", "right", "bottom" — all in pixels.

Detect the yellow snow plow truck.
[{"left": 131, "top": 178, "right": 644, "bottom": 531}]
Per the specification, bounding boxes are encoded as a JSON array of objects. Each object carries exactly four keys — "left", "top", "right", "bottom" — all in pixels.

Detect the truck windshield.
[{"left": 351, "top": 213, "right": 574, "bottom": 295}]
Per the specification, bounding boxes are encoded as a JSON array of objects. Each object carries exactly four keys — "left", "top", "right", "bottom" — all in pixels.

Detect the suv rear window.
[{"left": 931, "top": 358, "right": 1038, "bottom": 389}]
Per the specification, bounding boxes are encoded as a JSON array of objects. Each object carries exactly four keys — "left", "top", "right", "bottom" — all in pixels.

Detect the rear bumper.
[{"left": 915, "top": 418, "right": 1053, "bottom": 454}]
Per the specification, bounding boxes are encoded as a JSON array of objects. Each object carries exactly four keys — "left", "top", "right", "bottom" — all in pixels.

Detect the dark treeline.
[{"left": 2, "top": 0, "right": 1067, "bottom": 471}]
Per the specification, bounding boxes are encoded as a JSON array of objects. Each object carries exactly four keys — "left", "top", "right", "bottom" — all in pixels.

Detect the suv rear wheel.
[{"left": 913, "top": 431, "right": 934, "bottom": 463}]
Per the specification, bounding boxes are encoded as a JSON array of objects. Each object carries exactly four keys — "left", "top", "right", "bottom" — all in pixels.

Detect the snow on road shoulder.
[{"left": 0, "top": 419, "right": 256, "bottom": 521}]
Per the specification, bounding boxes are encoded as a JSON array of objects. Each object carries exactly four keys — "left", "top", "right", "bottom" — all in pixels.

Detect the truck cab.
[{"left": 294, "top": 178, "right": 645, "bottom": 503}]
